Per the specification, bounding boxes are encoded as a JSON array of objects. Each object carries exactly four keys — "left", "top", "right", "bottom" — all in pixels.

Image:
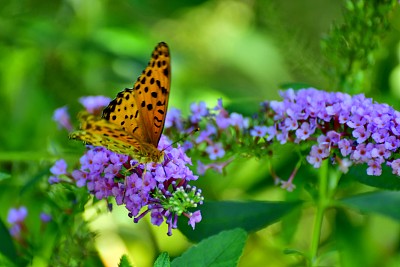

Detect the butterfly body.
[{"left": 70, "top": 42, "right": 170, "bottom": 163}]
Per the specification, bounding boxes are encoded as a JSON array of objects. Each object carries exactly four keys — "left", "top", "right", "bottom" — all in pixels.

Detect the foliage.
[
  {"left": 1, "top": 1, "right": 400, "bottom": 267},
  {"left": 321, "top": 0, "right": 398, "bottom": 93}
]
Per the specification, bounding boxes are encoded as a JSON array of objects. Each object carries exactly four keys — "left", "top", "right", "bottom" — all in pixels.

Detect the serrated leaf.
[
  {"left": 178, "top": 200, "right": 301, "bottom": 242},
  {"left": 339, "top": 191, "right": 400, "bottom": 221},
  {"left": 343, "top": 165, "right": 400, "bottom": 190},
  {"left": 171, "top": 228, "right": 247, "bottom": 267},
  {"left": 119, "top": 254, "right": 133, "bottom": 267},
  {"left": 154, "top": 252, "right": 170, "bottom": 267}
]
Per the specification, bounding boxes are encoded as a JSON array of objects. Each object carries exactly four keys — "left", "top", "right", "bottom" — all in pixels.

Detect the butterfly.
[{"left": 70, "top": 42, "right": 171, "bottom": 163}]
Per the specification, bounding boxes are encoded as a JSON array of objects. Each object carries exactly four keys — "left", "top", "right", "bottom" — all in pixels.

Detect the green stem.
[{"left": 309, "top": 160, "right": 329, "bottom": 266}]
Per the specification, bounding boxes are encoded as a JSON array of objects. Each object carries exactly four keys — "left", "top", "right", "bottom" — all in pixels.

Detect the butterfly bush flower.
[
  {"left": 197, "top": 159, "right": 234, "bottom": 175},
  {"left": 49, "top": 159, "right": 68, "bottom": 184},
  {"left": 7, "top": 207, "right": 28, "bottom": 239},
  {"left": 53, "top": 106, "right": 73, "bottom": 131},
  {"left": 79, "top": 96, "right": 111, "bottom": 115},
  {"left": 165, "top": 98, "right": 254, "bottom": 175},
  {"left": 40, "top": 212, "right": 52, "bottom": 223},
  {"left": 165, "top": 107, "right": 184, "bottom": 131},
  {"left": 50, "top": 131, "right": 203, "bottom": 235},
  {"left": 163, "top": 88, "right": 400, "bottom": 190},
  {"left": 250, "top": 126, "right": 268, "bottom": 137},
  {"left": 190, "top": 101, "right": 209, "bottom": 124},
  {"left": 206, "top": 142, "right": 225, "bottom": 160},
  {"left": 263, "top": 88, "right": 400, "bottom": 179}
]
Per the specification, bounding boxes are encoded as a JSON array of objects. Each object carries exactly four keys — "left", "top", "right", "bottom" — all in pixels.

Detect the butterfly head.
[
  {"left": 134, "top": 142, "right": 165, "bottom": 164},
  {"left": 151, "top": 149, "right": 165, "bottom": 164}
]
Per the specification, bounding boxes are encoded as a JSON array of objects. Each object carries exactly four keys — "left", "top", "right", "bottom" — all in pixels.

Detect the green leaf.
[
  {"left": 171, "top": 228, "right": 247, "bottom": 267},
  {"left": 333, "top": 209, "right": 371, "bottom": 267},
  {"left": 118, "top": 254, "right": 133, "bottom": 267},
  {"left": 178, "top": 200, "right": 301, "bottom": 242},
  {"left": 154, "top": 252, "right": 170, "bottom": 267},
  {"left": 343, "top": 165, "right": 400, "bottom": 190},
  {"left": 339, "top": 191, "right": 400, "bottom": 221},
  {"left": 0, "top": 172, "right": 11, "bottom": 181},
  {"left": 0, "top": 219, "right": 20, "bottom": 266}
]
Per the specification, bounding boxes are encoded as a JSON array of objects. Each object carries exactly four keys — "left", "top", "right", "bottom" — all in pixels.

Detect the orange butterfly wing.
[
  {"left": 103, "top": 42, "right": 171, "bottom": 148},
  {"left": 70, "top": 42, "right": 171, "bottom": 163}
]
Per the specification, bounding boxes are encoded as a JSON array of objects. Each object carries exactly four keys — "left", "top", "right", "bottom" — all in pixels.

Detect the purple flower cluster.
[
  {"left": 50, "top": 140, "right": 203, "bottom": 235},
  {"left": 265, "top": 88, "right": 400, "bottom": 177},
  {"left": 7, "top": 207, "right": 28, "bottom": 239},
  {"left": 53, "top": 106, "right": 73, "bottom": 131},
  {"left": 57, "top": 88, "right": 400, "bottom": 203},
  {"left": 49, "top": 158, "right": 68, "bottom": 184},
  {"left": 6, "top": 206, "right": 51, "bottom": 241},
  {"left": 162, "top": 88, "right": 400, "bottom": 190},
  {"left": 79, "top": 96, "right": 111, "bottom": 115},
  {"left": 165, "top": 99, "right": 250, "bottom": 175}
]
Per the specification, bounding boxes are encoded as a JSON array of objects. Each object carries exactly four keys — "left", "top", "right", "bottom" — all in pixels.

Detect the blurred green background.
[{"left": 1, "top": 0, "right": 400, "bottom": 266}]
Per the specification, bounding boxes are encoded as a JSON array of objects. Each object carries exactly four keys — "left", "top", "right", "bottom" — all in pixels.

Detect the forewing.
[
  {"left": 133, "top": 42, "right": 171, "bottom": 147},
  {"left": 102, "top": 88, "right": 145, "bottom": 141}
]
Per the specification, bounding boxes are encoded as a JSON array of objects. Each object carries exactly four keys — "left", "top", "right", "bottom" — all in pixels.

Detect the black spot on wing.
[
  {"left": 163, "top": 68, "right": 169, "bottom": 77},
  {"left": 154, "top": 116, "right": 162, "bottom": 123}
]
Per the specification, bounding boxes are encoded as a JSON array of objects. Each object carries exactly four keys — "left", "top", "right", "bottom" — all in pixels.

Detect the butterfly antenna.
[{"left": 163, "top": 127, "right": 200, "bottom": 151}]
